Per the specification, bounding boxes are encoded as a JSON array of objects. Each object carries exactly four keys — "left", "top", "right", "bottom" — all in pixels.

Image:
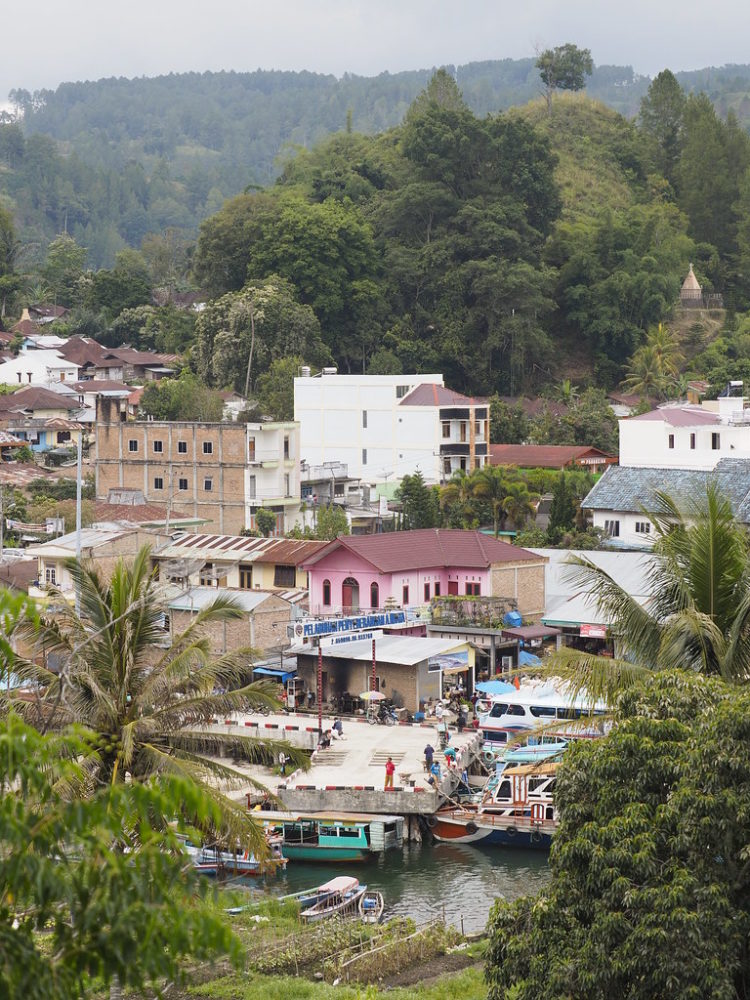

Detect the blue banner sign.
[{"left": 290, "top": 610, "right": 406, "bottom": 641}]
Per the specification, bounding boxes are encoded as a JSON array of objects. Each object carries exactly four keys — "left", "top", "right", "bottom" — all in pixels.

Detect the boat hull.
[
  {"left": 283, "top": 845, "right": 370, "bottom": 862},
  {"left": 430, "top": 814, "right": 553, "bottom": 850}
]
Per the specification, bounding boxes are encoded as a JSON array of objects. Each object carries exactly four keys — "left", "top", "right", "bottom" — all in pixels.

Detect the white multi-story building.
[
  {"left": 294, "top": 372, "right": 489, "bottom": 484},
  {"left": 583, "top": 394, "right": 750, "bottom": 546}
]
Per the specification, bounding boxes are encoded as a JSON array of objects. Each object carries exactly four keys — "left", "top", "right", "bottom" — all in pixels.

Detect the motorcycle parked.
[{"left": 368, "top": 700, "right": 398, "bottom": 726}]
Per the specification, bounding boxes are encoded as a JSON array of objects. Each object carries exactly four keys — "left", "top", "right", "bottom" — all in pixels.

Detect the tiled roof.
[
  {"left": 0, "top": 387, "right": 80, "bottom": 412},
  {"left": 627, "top": 405, "right": 720, "bottom": 427},
  {"left": 581, "top": 459, "right": 750, "bottom": 521},
  {"left": 489, "top": 444, "right": 614, "bottom": 468},
  {"left": 57, "top": 337, "right": 109, "bottom": 366},
  {"left": 71, "top": 380, "right": 132, "bottom": 393},
  {"left": 93, "top": 501, "right": 171, "bottom": 524},
  {"left": 399, "top": 384, "right": 486, "bottom": 407},
  {"left": 303, "top": 529, "right": 543, "bottom": 573}
]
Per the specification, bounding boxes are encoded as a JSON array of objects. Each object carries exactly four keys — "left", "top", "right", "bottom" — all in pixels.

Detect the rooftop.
[
  {"left": 0, "top": 386, "right": 81, "bottom": 412},
  {"left": 154, "top": 533, "right": 327, "bottom": 566},
  {"left": 303, "top": 529, "right": 544, "bottom": 573},
  {"left": 293, "top": 634, "right": 468, "bottom": 666},
  {"left": 626, "top": 404, "right": 720, "bottom": 427},
  {"left": 489, "top": 444, "right": 614, "bottom": 468},
  {"left": 399, "top": 383, "right": 486, "bottom": 407},
  {"left": 581, "top": 459, "right": 750, "bottom": 521},
  {"left": 166, "top": 585, "right": 283, "bottom": 613}
]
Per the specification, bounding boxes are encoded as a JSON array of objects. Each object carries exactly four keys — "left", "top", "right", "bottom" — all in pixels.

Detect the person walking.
[
  {"left": 332, "top": 717, "right": 344, "bottom": 739},
  {"left": 278, "top": 751, "right": 288, "bottom": 776},
  {"left": 384, "top": 756, "right": 395, "bottom": 790},
  {"left": 423, "top": 743, "right": 434, "bottom": 771}
]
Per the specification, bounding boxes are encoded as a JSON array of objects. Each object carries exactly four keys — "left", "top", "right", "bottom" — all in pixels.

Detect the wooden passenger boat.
[
  {"left": 359, "top": 890, "right": 384, "bottom": 923},
  {"left": 298, "top": 876, "right": 367, "bottom": 922},
  {"left": 259, "top": 810, "right": 403, "bottom": 862}
]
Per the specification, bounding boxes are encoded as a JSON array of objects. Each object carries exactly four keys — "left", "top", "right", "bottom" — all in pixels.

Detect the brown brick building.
[{"left": 95, "top": 399, "right": 301, "bottom": 535}]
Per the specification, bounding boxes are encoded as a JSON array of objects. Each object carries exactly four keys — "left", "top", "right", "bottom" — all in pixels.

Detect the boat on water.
[
  {"left": 478, "top": 681, "right": 608, "bottom": 750},
  {"left": 298, "top": 876, "right": 367, "bottom": 922},
  {"left": 259, "top": 810, "right": 403, "bottom": 862},
  {"left": 430, "top": 762, "right": 559, "bottom": 849},
  {"left": 180, "top": 832, "right": 287, "bottom": 877},
  {"left": 359, "top": 890, "right": 384, "bottom": 924}
]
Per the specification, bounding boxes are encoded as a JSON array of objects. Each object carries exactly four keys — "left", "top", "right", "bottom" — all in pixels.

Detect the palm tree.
[
  {"left": 622, "top": 344, "right": 666, "bottom": 398},
  {"left": 472, "top": 467, "right": 514, "bottom": 536},
  {"left": 13, "top": 546, "right": 305, "bottom": 853},
  {"left": 549, "top": 483, "right": 750, "bottom": 704},
  {"left": 502, "top": 481, "right": 539, "bottom": 531},
  {"left": 440, "top": 470, "right": 479, "bottom": 528}
]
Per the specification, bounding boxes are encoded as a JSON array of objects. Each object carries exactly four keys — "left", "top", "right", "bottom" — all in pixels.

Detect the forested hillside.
[
  {"left": 2, "top": 62, "right": 750, "bottom": 403},
  {"left": 3, "top": 57, "right": 750, "bottom": 265}
]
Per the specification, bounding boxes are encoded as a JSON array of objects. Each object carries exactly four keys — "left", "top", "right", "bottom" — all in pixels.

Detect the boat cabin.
[
  {"left": 479, "top": 682, "right": 607, "bottom": 746},
  {"left": 483, "top": 762, "right": 558, "bottom": 822}
]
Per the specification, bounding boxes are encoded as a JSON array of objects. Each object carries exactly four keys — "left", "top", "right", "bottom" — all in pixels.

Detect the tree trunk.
[
  {"left": 243, "top": 306, "right": 255, "bottom": 399},
  {"left": 109, "top": 974, "right": 123, "bottom": 1000}
]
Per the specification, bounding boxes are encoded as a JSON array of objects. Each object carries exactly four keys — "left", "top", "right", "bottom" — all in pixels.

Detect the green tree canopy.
[
  {"left": 536, "top": 43, "right": 594, "bottom": 111},
  {"left": 396, "top": 471, "right": 441, "bottom": 529},
  {"left": 639, "top": 68, "right": 686, "bottom": 184},
  {"left": 139, "top": 371, "right": 224, "bottom": 422}
]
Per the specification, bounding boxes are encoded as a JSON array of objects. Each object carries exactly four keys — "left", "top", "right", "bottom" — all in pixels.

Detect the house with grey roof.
[{"left": 581, "top": 459, "right": 750, "bottom": 547}]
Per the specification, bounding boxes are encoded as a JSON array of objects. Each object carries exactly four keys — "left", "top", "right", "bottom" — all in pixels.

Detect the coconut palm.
[
  {"left": 471, "top": 466, "right": 515, "bottom": 536},
  {"left": 12, "top": 546, "right": 306, "bottom": 853},
  {"left": 440, "top": 470, "right": 479, "bottom": 528},
  {"left": 549, "top": 483, "right": 750, "bottom": 704},
  {"left": 502, "top": 481, "right": 539, "bottom": 531}
]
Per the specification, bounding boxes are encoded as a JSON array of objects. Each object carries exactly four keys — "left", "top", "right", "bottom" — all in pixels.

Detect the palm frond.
[{"left": 543, "top": 647, "right": 650, "bottom": 707}]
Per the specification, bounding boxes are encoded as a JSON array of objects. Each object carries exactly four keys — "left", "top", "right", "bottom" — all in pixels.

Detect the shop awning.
[
  {"left": 476, "top": 680, "right": 516, "bottom": 695},
  {"left": 442, "top": 663, "right": 471, "bottom": 675},
  {"left": 501, "top": 625, "right": 561, "bottom": 641},
  {"left": 253, "top": 666, "right": 297, "bottom": 682}
]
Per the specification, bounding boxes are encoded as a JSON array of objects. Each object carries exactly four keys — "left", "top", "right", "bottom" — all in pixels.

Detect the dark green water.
[{"left": 235, "top": 843, "right": 550, "bottom": 933}]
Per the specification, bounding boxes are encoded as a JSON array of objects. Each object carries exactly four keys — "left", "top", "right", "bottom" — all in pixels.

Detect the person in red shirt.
[{"left": 384, "top": 756, "right": 395, "bottom": 790}]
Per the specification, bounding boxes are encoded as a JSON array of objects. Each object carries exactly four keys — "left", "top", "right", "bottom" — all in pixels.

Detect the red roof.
[
  {"left": 399, "top": 384, "right": 486, "bottom": 407},
  {"left": 252, "top": 539, "right": 327, "bottom": 565},
  {"left": 303, "top": 529, "right": 543, "bottom": 573},
  {"left": 94, "top": 501, "right": 171, "bottom": 524},
  {"left": 489, "top": 444, "right": 615, "bottom": 468},
  {"left": 71, "top": 380, "right": 132, "bottom": 393},
  {"left": 0, "top": 386, "right": 79, "bottom": 412},
  {"left": 57, "top": 337, "right": 109, "bottom": 366},
  {"left": 628, "top": 406, "right": 720, "bottom": 427}
]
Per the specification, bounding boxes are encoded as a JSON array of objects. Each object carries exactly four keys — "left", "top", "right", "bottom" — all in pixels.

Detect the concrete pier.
[{"left": 192, "top": 710, "right": 482, "bottom": 816}]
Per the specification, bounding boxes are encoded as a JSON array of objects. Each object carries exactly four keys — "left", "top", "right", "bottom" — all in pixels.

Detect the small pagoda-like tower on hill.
[{"left": 680, "top": 263, "right": 703, "bottom": 307}]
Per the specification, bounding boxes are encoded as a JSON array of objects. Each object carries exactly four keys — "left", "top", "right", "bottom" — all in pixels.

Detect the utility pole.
[
  {"left": 0, "top": 483, "right": 4, "bottom": 557},
  {"left": 75, "top": 429, "right": 82, "bottom": 614}
]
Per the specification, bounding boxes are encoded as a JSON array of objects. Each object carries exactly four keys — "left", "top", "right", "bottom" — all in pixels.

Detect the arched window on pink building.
[
  {"left": 322, "top": 579, "right": 331, "bottom": 606},
  {"left": 370, "top": 582, "right": 379, "bottom": 608}
]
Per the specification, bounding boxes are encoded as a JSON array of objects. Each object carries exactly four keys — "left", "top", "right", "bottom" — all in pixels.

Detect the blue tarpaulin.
[
  {"left": 519, "top": 650, "right": 542, "bottom": 666},
  {"left": 475, "top": 680, "right": 516, "bottom": 695},
  {"left": 252, "top": 666, "right": 297, "bottom": 683}
]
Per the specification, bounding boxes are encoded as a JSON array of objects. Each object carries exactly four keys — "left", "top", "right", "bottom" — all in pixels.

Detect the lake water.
[{"left": 234, "top": 842, "right": 550, "bottom": 934}]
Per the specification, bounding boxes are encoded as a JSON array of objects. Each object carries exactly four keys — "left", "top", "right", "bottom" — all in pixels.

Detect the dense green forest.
[
  {"left": 3, "top": 57, "right": 750, "bottom": 266},
  {"left": 3, "top": 57, "right": 750, "bottom": 400}
]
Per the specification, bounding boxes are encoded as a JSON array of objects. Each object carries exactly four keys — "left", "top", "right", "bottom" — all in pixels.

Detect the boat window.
[
  {"left": 528, "top": 778, "right": 548, "bottom": 792},
  {"left": 488, "top": 703, "right": 509, "bottom": 718},
  {"left": 338, "top": 827, "right": 364, "bottom": 839},
  {"left": 530, "top": 705, "right": 556, "bottom": 718},
  {"left": 505, "top": 704, "right": 526, "bottom": 717},
  {"left": 496, "top": 780, "right": 512, "bottom": 799},
  {"left": 557, "top": 707, "right": 582, "bottom": 720},
  {"left": 482, "top": 730, "right": 508, "bottom": 743}
]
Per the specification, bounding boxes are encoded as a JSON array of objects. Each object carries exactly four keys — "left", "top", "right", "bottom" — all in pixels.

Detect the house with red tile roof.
[
  {"left": 301, "top": 528, "right": 546, "bottom": 617},
  {"left": 489, "top": 444, "right": 616, "bottom": 473}
]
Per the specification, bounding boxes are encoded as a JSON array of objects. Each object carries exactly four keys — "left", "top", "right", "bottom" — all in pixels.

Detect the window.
[
  {"left": 370, "top": 582, "right": 379, "bottom": 607},
  {"left": 153, "top": 440, "right": 163, "bottom": 453},
  {"left": 668, "top": 434, "right": 675, "bottom": 449},
  {"left": 396, "top": 385, "right": 410, "bottom": 398},
  {"left": 199, "top": 563, "right": 214, "bottom": 586},
  {"left": 45, "top": 566, "right": 56, "bottom": 585},
  {"left": 239, "top": 564, "right": 253, "bottom": 589},
  {"left": 248, "top": 475, "right": 256, "bottom": 499},
  {"left": 16, "top": 373, "right": 21, "bottom": 383},
  {"left": 177, "top": 440, "right": 187, "bottom": 454},
  {"left": 442, "top": 422, "right": 451, "bottom": 439},
  {"left": 690, "top": 433, "right": 696, "bottom": 450},
  {"left": 402, "top": 584, "right": 409, "bottom": 605},
  {"left": 604, "top": 519, "right": 620, "bottom": 537},
  {"left": 128, "top": 439, "right": 138, "bottom": 453},
  {"left": 26, "top": 373, "right": 31, "bottom": 383},
  {"left": 153, "top": 477, "right": 164, "bottom": 490},
  {"left": 203, "top": 478, "right": 213, "bottom": 492},
  {"left": 459, "top": 457, "right": 467, "bottom": 472},
  {"left": 362, "top": 449, "right": 367, "bottom": 465},
  {"left": 284, "top": 473, "right": 291, "bottom": 496},
  {"left": 635, "top": 521, "right": 651, "bottom": 534},
  {"left": 322, "top": 579, "right": 332, "bottom": 606},
  {"left": 283, "top": 435, "right": 290, "bottom": 460},
  {"left": 443, "top": 458, "right": 451, "bottom": 476},
  {"left": 474, "top": 457, "right": 481, "bottom": 469},
  {"left": 56, "top": 431, "right": 70, "bottom": 443},
  {"left": 202, "top": 441, "right": 213, "bottom": 455},
  {"left": 424, "top": 582, "right": 430, "bottom": 602},
  {"left": 434, "top": 581, "right": 441, "bottom": 597},
  {"left": 274, "top": 564, "right": 296, "bottom": 588},
  {"left": 178, "top": 478, "right": 188, "bottom": 491},
  {"left": 466, "top": 582, "right": 481, "bottom": 596},
  {"left": 362, "top": 410, "right": 368, "bottom": 428},
  {"left": 460, "top": 421, "right": 467, "bottom": 442},
  {"left": 712, "top": 432, "right": 721, "bottom": 450},
  {"left": 248, "top": 437, "right": 256, "bottom": 461},
  {"left": 475, "top": 420, "right": 483, "bottom": 436}
]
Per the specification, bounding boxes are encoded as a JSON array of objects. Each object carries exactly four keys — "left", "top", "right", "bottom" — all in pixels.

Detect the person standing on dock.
[
  {"left": 384, "top": 756, "right": 395, "bottom": 790},
  {"left": 424, "top": 744, "right": 434, "bottom": 771}
]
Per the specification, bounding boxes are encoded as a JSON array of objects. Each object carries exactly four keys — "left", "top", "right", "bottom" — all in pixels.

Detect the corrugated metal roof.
[
  {"left": 295, "top": 635, "right": 468, "bottom": 665},
  {"left": 581, "top": 460, "right": 750, "bottom": 520},
  {"left": 167, "top": 586, "right": 279, "bottom": 612},
  {"left": 489, "top": 444, "right": 613, "bottom": 468},
  {"left": 155, "top": 533, "right": 325, "bottom": 566},
  {"left": 303, "top": 529, "right": 543, "bottom": 573},
  {"left": 627, "top": 405, "right": 719, "bottom": 426}
]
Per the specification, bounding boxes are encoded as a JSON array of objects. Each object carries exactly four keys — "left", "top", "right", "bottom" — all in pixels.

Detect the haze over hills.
[{"left": 2, "top": 57, "right": 750, "bottom": 266}]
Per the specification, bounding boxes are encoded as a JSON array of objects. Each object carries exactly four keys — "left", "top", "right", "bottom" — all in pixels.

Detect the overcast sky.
[{"left": 4, "top": 0, "right": 750, "bottom": 103}]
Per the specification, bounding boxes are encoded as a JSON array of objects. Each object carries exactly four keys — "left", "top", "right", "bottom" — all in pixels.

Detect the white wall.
[
  {"left": 591, "top": 510, "right": 656, "bottom": 547},
  {"left": 0, "top": 350, "right": 79, "bottom": 386},
  {"left": 619, "top": 416, "right": 750, "bottom": 470},
  {"left": 294, "top": 374, "right": 444, "bottom": 482}
]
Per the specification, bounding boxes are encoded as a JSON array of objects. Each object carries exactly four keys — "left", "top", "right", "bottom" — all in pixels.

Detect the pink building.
[{"left": 302, "top": 529, "right": 546, "bottom": 618}]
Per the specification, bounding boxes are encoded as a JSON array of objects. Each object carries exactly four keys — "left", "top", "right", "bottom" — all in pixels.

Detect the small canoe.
[
  {"left": 359, "top": 890, "right": 384, "bottom": 924},
  {"left": 299, "top": 876, "right": 366, "bottom": 923}
]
